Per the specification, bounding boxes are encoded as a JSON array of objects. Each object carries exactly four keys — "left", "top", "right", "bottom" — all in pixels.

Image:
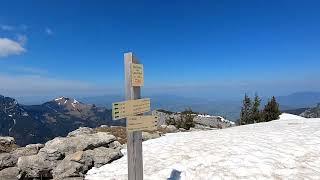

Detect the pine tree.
[
  {"left": 240, "top": 94, "right": 252, "bottom": 125},
  {"left": 262, "top": 96, "right": 281, "bottom": 122},
  {"left": 251, "top": 93, "right": 261, "bottom": 123}
]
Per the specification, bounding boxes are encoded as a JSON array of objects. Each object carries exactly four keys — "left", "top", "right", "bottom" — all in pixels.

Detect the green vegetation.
[{"left": 240, "top": 94, "right": 280, "bottom": 125}]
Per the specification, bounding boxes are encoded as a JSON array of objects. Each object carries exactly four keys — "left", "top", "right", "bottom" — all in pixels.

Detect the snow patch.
[
  {"left": 73, "top": 99, "right": 79, "bottom": 104},
  {"left": 86, "top": 115, "right": 320, "bottom": 179},
  {"left": 279, "top": 113, "right": 306, "bottom": 120},
  {"left": 54, "top": 97, "right": 64, "bottom": 101}
]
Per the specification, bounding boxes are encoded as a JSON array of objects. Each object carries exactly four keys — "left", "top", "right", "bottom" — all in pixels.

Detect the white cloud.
[
  {"left": 0, "top": 24, "right": 14, "bottom": 31},
  {"left": 45, "top": 27, "right": 53, "bottom": 35},
  {"left": 0, "top": 38, "right": 26, "bottom": 58}
]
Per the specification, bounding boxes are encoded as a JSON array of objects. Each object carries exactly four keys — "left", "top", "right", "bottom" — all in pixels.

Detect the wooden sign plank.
[
  {"left": 112, "top": 98, "right": 151, "bottom": 120},
  {"left": 127, "top": 116, "right": 158, "bottom": 132},
  {"left": 131, "top": 64, "right": 144, "bottom": 86}
]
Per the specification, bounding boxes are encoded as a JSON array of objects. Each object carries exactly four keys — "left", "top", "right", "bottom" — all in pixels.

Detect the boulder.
[
  {"left": 0, "top": 167, "right": 19, "bottom": 180},
  {"left": 108, "top": 141, "right": 122, "bottom": 149},
  {"left": 17, "top": 152, "right": 59, "bottom": 178},
  {"left": 52, "top": 151, "right": 92, "bottom": 179},
  {"left": 0, "top": 153, "right": 17, "bottom": 170},
  {"left": 142, "top": 132, "right": 160, "bottom": 141},
  {"left": 84, "top": 147, "right": 123, "bottom": 168},
  {"left": 40, "top": 132, "right": 116, "bottom": 159},
  {"left": 0, "top": 143, "right": 43, "bottom": 171},
  {"left": 67, "top": 127, "right": 94, "bottom": 137},
  {"left": 0, "top": 137, "right": 17, "bottom": 153},
  {"left": 52, "top": 147, "right": 122, "bottom": 179},
  {"left": 17, "top": 132, "right": 116, "bottom": 179},
  {"left": 166, "top": 125, "right": 177, "bottom": 133},
  {"left": 12, "top": 143, "right": 44, "bottom": 157}
]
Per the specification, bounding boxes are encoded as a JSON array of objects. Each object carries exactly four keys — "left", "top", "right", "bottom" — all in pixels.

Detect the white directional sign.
[{"left": 112, "top": 98, "right": 151, "bottom": 120}]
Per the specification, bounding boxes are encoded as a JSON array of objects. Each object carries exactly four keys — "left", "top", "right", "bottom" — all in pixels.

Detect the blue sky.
[{"left": 1, "top": 0, "right": 320, "bottom": 100}]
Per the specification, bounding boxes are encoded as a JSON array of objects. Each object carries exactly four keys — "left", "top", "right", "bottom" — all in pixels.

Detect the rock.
[
  {"left": 108, "top": 141, "right": 121, "bottom": 149},
  {"left": 52, "top": 151, "right": 92, "bottom": 179},
  {"left": 178, "top": 128, "right": 186, "bottom": 132},
  {"left": 194, "top": 115, "right": 235, "bottom": 129},
  {"left": 100, "top": 125, "right": 108, "bottom": 128},
  {"left": 0, "top": 143, "right": 43, "bottom": 171},
  {"left": 0, "top": 137, "right": 15, "bottom": 146},
  {"left": 142, "top": 132, "right": 160, "bottom": 141},
  {"left": 0, "top": 153, "right": 17, "bottom": 170},
  {"left": 67, "top": 127, "right": 94, "bottom": 137},
  {"left": 84, "top": 147, "right": 123, "bottom": 168},
  {"left": 52, "top": 147, "right": 122, "bottom": 179},
  {"left": 0, "top": 137, "right": 17, "bottom": 153},
  {"left": 17, "top": 152, "right": 59, "bottom": 178},
  {"left": 0, "top": 167, "right": 19, "bottom": 180},
  {"left": 17, "top": 132, "right": 116, "bottom": 179},
  {"left": 166, "top": 125, "right": 177, "bottom": 133},
  {"left": 40, "top": 132, "right": 116, "bottom": 159},
  {"left": 12, "top": 143, "right": 44, "bottom": 157},
  {"left": 160, "top": 125, "right": 167, "bottom": 129}
]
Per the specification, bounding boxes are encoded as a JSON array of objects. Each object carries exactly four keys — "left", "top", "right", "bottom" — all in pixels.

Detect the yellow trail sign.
[
  {"left": 127, "top": 115, "right": 158, "bottom": 132},
  {"left": 131, "top": 64, "right": 144, "bottom": 87},
  {"left": 112, "top": 98, "right": 151, "bottom": 120}
]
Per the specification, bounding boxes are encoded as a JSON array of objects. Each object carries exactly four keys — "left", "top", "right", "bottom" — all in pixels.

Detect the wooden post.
[{"left": 124, "top": 52, "right": 143, "bottom": 180}]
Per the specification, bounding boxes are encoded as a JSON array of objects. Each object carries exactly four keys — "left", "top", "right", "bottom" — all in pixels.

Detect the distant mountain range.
[
  {"left": 0, "top": 95, "right": 124, "bottom": 146},
  {"left": 78, "top": 92, "right": 320, "bottom": 121}
]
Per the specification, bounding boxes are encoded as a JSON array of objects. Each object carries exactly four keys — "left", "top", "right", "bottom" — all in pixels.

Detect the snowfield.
[{"left": 86, "top": 113, "right": 320, "bottom": 180}]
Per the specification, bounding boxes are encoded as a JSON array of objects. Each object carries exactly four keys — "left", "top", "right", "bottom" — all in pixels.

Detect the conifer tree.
[
  {"left": 240, "top": 94, "right": 252, "bottom": 125},
  {"left": 262, "top": 96, "right": 281, "bottom": 122},
  {"left": 251, "top": 93, "right": 261, "bottom": 123}
]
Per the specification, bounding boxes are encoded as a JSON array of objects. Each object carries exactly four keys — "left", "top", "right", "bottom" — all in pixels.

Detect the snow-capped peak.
[
  {"left": 54, "top": 97, "right": 65, "bottom": 101},
  {"left": 73, "top": 99, "right": 79, "bottom": 104}
]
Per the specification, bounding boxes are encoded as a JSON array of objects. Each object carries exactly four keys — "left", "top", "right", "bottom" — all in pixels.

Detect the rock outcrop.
[
  {"left": 0, "top": 127, "right": 123, "bottom": 180},
  {"left": 0, "top": 137, "right": 17, "bottom": 153},
  {"left": 300, "top": 103, "right": 320, "bottom": 118}
]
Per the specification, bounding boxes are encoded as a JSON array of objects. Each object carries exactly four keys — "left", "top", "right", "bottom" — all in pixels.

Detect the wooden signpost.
[{"left": 111, "top": 52, "right": 157, "bottom": 180}]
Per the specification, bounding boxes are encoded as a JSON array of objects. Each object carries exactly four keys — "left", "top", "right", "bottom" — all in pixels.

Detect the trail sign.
[
  {"left": 131, "top": 64, "right": 144, "bottom": 86},
  {"left": 127, "top": 115, "right": 158, "bottom": 132},
  {"left": 112, "top": 98, "right": 151, "bottom": 120}
]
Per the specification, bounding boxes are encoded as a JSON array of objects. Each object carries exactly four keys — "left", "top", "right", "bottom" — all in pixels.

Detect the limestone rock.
[
  {"left": 67, "top": 127, "right": 94, "bottom": 137},
  {"left": 52, "top": 147, "right": 122, "bottom": 179},
  {"left": 0, "top": 137, "right": 17, "bottom": 153},
  {"left": 0, "top": 167, "right": 19, "bottom": 180},
  {"left": 40, "top": 132, "right": 116, "bottom": 159},
  {"left": 166, "top": 125, "right": 177, "bottom": 133},
  {"left": 0, "top": 153, "right": 17, "bottom": 170}
]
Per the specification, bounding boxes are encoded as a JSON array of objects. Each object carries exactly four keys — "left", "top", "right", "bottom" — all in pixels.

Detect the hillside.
[
  {"left": 86, "top": 113, "right": 320, "bottom": 179},
  {"left": 0, "top": 95, "right": 124, "bottom": 146},
  {"left": 300, "top": 103, "right": 320, "bottom": 118}
]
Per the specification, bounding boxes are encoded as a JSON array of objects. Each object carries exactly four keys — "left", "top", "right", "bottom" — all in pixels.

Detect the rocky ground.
[
  {"left": 0, "top": 127, "right": 123, "bottom": 180},
  {"left": 0, "top": 110, "right": 235, "bottom": 180}
]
